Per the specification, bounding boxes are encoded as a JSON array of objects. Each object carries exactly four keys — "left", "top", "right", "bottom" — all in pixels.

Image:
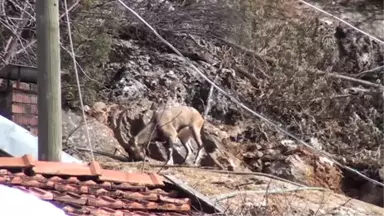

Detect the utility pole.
[{"left": 36, "top": 0, "right": 62, "bottom": 161}]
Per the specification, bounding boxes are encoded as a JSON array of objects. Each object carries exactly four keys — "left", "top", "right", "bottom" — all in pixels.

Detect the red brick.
[
  {"left": 12, "top": 82, "right": 30, "bottom": 90},
  {"left": 12, "top": 91, "right": 37, "bottom": 104},
  {"left": 11, "top": 103, "right": 25, "bottom": 113},
  {"left": 11, "top": 103, "right": 38, "bottom": 114},
  {"left": 25, "top": 103, "right": 38, "bottom": 114},
  {"left": 12, "top": 114, "right": 38, "bottom": 126}
]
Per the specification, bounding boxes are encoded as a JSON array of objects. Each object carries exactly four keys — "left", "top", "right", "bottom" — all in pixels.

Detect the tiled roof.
[{"left": 0, "top": 154, "right": 191, "bottom": 216}]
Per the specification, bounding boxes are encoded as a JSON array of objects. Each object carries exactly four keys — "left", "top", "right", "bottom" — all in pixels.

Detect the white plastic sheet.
[
  {"left": 0, "top": 115, "right": 82, "bottom": 163},
  {"left": 0, "top": 184, "right": 68, "bottom": 216}
]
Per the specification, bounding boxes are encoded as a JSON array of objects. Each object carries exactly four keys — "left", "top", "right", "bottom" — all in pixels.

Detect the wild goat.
[{"left": 129, "top": 105, "right": 205, "bottom": 165}]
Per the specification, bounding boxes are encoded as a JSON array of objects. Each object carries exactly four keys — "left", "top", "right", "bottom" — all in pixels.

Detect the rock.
[
  {"left": 260, "top": 152, "right": 282, "bottom": 162},
  {"left": 264, "top": 159, "right": 293, "bottom": 180},
  {"left": 287, "top": 154, "right": 314, "bottom": 183},
  {"left": 319, "top": 156, "right": 334, "bottom": 166},
  {"left": 281, "top": 139, "right": 295, "bottom": 146},
  {"left": 119, "top": 79, "right": 147, "bottom": 101},
  {"left": 281, "top": 143, "right": 299, "bottom": 154},
  {"left": 200, "top": 122, "right": 250, "bottom": 171},
  {"left": 92, "top": 101, "right": 107, "bottom": 111},
  {"left": 266, "top": 148, "right": 279, "bottom": 156},
  {"left": 255, "top": 144, "right": 263, "bottom": 150},
  {"left": 359, "top": 181, "right": 384, "bottom": 207},
  {"left": 256, "top": 150, "right": 264, "bottom": 158},
  {"left": 264, "top": 148, "right": 343, "bottom": 190},
  {"left": 242, "top": 152, "right": 255, "bottom": 159},
  {"left": 83, "top": 105, "right": 91, "bottom": 113},
  {"left": 309, "top": 137, "right": 322, "bottom": 151},
  {"left": 147, "top": 141, "right": 168, "bottom": 162},
  {"left": 253, "top": 159, "right": 263, "bottom": 172},
  {"left": 62, "top": 110, "right": 127, "bottom": 162}
]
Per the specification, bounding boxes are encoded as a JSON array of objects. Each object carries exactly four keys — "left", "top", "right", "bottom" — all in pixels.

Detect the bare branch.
[
  {"left": 355, "top": 65, "right": 384, "bottom": 78},
  {"left": 14, "top": 0, "right": 81, "bottom": 55},
  {"left": 0, "top": 2, "right": 31, "bottom": 68},
  {"left": 309, "top": 69, "right": 384, "bottom": 90}
]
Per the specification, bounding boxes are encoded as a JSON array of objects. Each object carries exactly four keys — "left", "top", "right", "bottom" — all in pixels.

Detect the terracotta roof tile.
[
  {"left": 0, "top": 154, "right": 191, "bottom": 216},
  {"left": 0, "top": 154, "right": 34, "bottom": 167},
  {"left": 100, "top": 170, "right": 164, "bottom": 185},
  {"left": 32, "top": 161, "right": 101, "bottom": 176}
]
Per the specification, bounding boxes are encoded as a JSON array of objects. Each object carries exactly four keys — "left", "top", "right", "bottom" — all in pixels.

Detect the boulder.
[{"left": 62, "top": 109, "right": 127, "bottom": 162}]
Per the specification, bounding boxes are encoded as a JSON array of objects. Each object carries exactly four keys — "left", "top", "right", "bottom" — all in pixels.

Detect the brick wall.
[{"left": 0, "top": 81, "right": 38, "bottom": 136}]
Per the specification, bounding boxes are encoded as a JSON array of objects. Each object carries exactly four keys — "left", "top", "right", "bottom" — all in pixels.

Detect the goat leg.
[
  {"left": 194, "top": 146, "right": 204, "bottom": 166},
  {"left": 165, "top": 137, "right": 175, "bottom": 165},
  {"left": 190, "top": 125, "right": 204, "bottom": 166},
  {"left": 179, "top": 137, "right": 192, "bottom": 164}
]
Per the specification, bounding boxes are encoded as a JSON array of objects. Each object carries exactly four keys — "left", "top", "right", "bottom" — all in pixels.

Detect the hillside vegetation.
[{"left": 1, "top": 0, "right": 383, "bottom": 212}]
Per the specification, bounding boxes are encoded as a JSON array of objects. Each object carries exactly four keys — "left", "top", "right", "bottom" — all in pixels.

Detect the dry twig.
[
  {"left": 355, "top": 65, "right": 384, "bottom": 78},
  {"left": 309, "top": 69, "right": 384, "bottom": 90}
]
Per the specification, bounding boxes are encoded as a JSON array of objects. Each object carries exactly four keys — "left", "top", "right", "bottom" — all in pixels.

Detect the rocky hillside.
[{"left": 1, "top": 0, "right": 383, "bottom": 213}]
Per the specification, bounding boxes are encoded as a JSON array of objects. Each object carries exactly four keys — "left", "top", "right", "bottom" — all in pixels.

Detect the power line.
[
  {"left": 298, "top": 0, "right": 384, "bottom": 44},
  {"left": 63, "top": 0, "right": 94, "bottom": 161}
]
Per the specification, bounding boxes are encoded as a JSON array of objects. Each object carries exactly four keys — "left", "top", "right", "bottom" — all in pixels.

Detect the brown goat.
[{"left": 129, "top": 105, "right": 205, "bottom": 165}]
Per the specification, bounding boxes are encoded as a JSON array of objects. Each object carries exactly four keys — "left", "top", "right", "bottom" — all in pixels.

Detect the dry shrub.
[
  {"left": 101, "top": 0, "right": 383, "bottom": 165},
  {"left": 200, "top": 0, "right": 383, "bottom": 164},
  {"left": 60, "top": 0, "right": 119, "bottom": 108}
]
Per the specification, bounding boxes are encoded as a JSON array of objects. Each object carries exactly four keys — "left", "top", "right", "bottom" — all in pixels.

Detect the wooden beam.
[{"left": 35, "top": 0, "right": 62, "bottom": 161}]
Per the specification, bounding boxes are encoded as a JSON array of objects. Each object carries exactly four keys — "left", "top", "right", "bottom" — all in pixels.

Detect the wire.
[
  {"left": 116, "top": 0, "right": 384, "bottom": 187},
  {"left": 63, "top": 0, "right": 95, "bottom": 161},
  {"left": 298, "top": 0, "right": 384, "bottom": 44}
]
